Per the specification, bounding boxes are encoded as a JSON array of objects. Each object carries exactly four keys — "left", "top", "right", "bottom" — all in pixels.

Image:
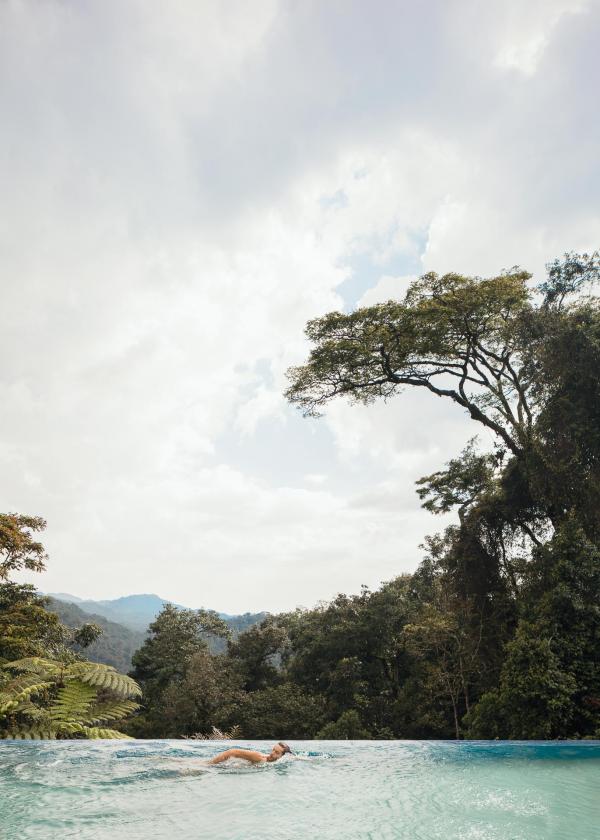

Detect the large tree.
[
  {"left": 283, "top": 251, "right": 600, "bottom": 739},
  {"left": 129, "top": 604, "right": 230, "bottom": 736},
  {"left": 285, "top": 253, "right": 599, "bottom": 463}
]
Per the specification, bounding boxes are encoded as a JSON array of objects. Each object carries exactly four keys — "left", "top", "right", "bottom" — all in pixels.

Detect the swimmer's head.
[{"left": 266, "top": 742, "right": 292, "bottom": 762}]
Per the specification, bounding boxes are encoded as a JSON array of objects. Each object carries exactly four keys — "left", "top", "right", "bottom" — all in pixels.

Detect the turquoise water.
[{"left": 1, "top": 741, "right": 599, "bottom": 839}]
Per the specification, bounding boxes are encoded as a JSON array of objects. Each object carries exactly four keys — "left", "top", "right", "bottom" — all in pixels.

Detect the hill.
[
  {"left": 46, "top": 593, "right": 267, "bottom": 668},
  {"left": 48, "top": 592, "right": 265, "bottom": 633},
  {"left": 46, "top": 597, "right": 147, "bottom": 672},
  {"left": 47, "top": 592, "right": 180, "bottom": 631}
]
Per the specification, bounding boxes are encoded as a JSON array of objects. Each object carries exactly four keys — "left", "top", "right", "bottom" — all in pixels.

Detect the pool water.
[{"left": 1, "top": 741, "right": 599, "bottom": 839}]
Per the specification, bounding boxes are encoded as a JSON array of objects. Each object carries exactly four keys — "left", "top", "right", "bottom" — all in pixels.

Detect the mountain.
[
  {"left": 46, "top": 597, "right": 147, "bottom": 672},
  {"left": 47, "top": 592, "right": 266, "bottom": 634},
  {"left": 47, "top": 593, "right": 183, "bottom": 631},
  {"left": 47, "top": 596, "right": 268, "bottom": 670},
  {"left": 48, "top": 592, "right": 83, "bottom": 602},
  {"left": 46, "top": 593, "right": 267, "bottom": 665}
]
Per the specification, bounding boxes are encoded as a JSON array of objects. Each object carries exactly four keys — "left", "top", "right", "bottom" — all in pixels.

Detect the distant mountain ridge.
[
  {"left": 46, "top": 593, "right": 180, "bottom": 631},
  {"left": 47, "top": 592, "right": 266, "bottom": 634},
  {"left": 46, "top": 597, "right": 146, "bottom": 672},
  {"left": 45, "top": 592, "right": 267, "bottom": 671}
]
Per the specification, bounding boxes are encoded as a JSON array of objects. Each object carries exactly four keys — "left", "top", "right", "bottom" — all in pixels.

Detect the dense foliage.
[
  {"left": 0, "top": 518, "right": 140, "bottom": 739},
  {"left": 0, "top": 657, "right": 140, "bottom": 740},
  {"left": 128, "top": 252, "right": 600, "bottom": 740}
]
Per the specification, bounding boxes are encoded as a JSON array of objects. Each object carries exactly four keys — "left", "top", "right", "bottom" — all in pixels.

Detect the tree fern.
[
  {"left": 81, "top": 726, "right": 132, "bottom": 739},
  {"left": 3, "top": 657, "right": 62, "bottom": 676},
  {"left": 74, "top": 662, "right": 141, "bottom": 698},
  {"left": 1, "top": 656, "right": 140, "bottom": 739},
  {"left": 0, "top": 674, "right": 53, "bottom": 713},
  {"left": 2, "top": 725, "right": 56, "bottom": 740},
  {"left": 85, "top": 698, "right": 139, "bottom": 725},
  {"left": 50, "top": 680, "right": 96, "bottom": 725}
]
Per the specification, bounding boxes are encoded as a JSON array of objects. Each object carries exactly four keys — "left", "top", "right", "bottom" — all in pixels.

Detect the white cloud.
[
  {"left": 493, "top": 0, "right": 587, "bottom": 76},
  {"left": 304, "top": 474, "right": 327, "bottom": 485},
  {"left": 2, "top": 0, "right": 599, "bottom": 611}
]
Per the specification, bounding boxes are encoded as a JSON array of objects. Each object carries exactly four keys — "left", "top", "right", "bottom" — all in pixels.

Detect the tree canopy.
[
  {"left": 0, "top": 514, "right": 48, "bottom": 580},
  {"left": 286, "top": 254, "right": 600, "bottom": 461}
]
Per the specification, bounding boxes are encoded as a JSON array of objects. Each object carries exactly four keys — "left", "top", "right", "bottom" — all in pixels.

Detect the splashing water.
[{"left": 1, "top": 740, "right": 599, "bottom": 839}]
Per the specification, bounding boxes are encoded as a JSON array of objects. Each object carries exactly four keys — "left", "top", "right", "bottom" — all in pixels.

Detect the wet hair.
[{"left": 277, "top": 742, "right": 292, "bottom": 755}]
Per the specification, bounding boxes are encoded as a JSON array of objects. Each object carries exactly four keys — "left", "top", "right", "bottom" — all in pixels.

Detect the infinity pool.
[{"left": 1, "top": 740, "right": 599, "bottom": 839}]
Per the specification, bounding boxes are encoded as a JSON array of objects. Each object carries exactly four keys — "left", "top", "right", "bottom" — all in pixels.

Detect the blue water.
[{"left": 1, "top": 741, "right": 599, "bottom": 839}]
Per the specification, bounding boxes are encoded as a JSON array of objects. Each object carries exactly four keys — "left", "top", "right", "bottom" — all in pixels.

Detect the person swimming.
[{"left": 209, "top": 742, "right": 292, "bottom": 765}]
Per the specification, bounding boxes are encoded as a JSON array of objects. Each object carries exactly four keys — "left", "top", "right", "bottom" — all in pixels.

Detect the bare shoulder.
[
  {"left": 209, "top": 747, "right": 268, "bottom": 765},
  {"left": 230, "top": 749, "right": 267, "bottom": 763}
]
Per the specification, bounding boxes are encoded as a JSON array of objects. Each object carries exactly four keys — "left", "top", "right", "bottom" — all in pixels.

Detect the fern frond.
[
  {"left": 0, "top": 675, "right": 53, "bottom": 715},
  {"left": 85, "top": 699, "right": 139, "bottom": 725},
  {"left": 1, "top": 726, "right": 57, "bottom": 740},
  {"left": 81, "top": 726, "right": 133, "bottom": 739},
  {"left": 50, "top": 680, "right": 96, "bottom": 724},
  {"left": 11, "top": 701, "right": 50, "bottom": 720},
  {"left": 2, "top": 657, "right": 62, "bottom": 676},
  {"left": 57, "top": 721, "right": 86, "bottom": 735},
  {"left": 74, "top": 663, "right": 141, "bottom": 698},
  {"left": 0, "top": 657, "right": 140, "bottom": 741},
  {"left": 0, "top": 700, "right": 18, "bottom": 715}
]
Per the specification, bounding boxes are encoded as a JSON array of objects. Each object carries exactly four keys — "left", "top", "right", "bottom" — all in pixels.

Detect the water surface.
[{"left": 1, "top": 740, "right": 599, "bottom": 839}]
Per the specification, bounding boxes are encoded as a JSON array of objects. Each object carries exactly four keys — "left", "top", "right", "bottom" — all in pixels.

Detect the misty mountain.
[
  {"left": 48, "top": 592, "right": 84, "bottom": 602},
  {"left": 46, "top": 592, "right": 267, "bottom": 667},
  {"left": 47, "top": 593, "right": 188, "bottom": 631},
  {"left": 46, "top": 597, "right": 147, "bottom": 673}
]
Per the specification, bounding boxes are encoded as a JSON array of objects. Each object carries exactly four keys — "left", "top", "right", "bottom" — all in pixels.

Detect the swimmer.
[{"left": 209, "top": 742, "right": 292, "bottom": 765}]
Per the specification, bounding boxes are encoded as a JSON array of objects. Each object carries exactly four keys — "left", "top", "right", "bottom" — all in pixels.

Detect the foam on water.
[{"left": 1, "top": 740, "right": 599, "bottom": 840}]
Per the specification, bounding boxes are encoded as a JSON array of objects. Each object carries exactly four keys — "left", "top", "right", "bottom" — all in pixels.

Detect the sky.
[{"left": 2, "top": 0, "right": 599, "bottom": 613}]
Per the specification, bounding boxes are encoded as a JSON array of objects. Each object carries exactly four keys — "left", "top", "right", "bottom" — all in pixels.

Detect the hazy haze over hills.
[
  {"left": 47, "top": 597, "right": 147, "bottom": 672},
  {"left": 48, "top": 591, "right": 267, "bottom": 635},
  {"left": 48, "top": 593, "right": 185, "bottom": 631},
  {"left": 47, "top": 593, "right": 267, "bottom": 670}
]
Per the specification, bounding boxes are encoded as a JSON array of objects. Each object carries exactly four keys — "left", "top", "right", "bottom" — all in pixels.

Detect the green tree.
[
  {"left": 235, "top": 683, "right": 325, "bottom": 739},
  {"left": 403, "top": 589, "right": 484, "bottom": 739},
  {"left": 160, "top": 650, "right": 243, "bottom": 738},
  {"left": 0, "top": 513, "right": 48, "bottom": 580},
  {"left": 284, "top": 253, "right": 600, "bottom": 741},
  {"left": 283, "top": 579, "right": 416, "bottom": 736},
  {"left": 0, "top": 514, "right": 104, "bottom": 666},
  {"left": 416, "top": 439, "right": 498, "bottom": 525},
  {"left": 0, "top": 584, "right": 67, "bottom": 662},
  {"left": 286, "top": 254, "right": 600, "bottom": 521},
  {"left": 530, "top": 302, "right": 600, "bottom": 539},
  {"left": 0, "top": 512, "right": 144, "bottom": 740},
  {"left": 316, "top": 709, "right": 371, "bottom": 739},
  {"left": 129, "top": 604, "right": 230, "bottom": 736},
  {"left": 227, "top": 615, "right": 288, "bottom": 692},
  {"left": 538, "top": 251, "right": 599, "bottom": 308},
  {"left": 466, "top": 625, "right": 578, "bottom": 739},
  {"left": 468, "top": 519, "right": 600, "bottom": 738},
  {"left": 285, "top": 268, "right": 536, "bottom": 456}
]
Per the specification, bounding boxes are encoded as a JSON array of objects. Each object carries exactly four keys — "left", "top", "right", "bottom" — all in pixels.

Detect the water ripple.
[{"left": 1, "top": 740, "right": 599, "bottom": 840}]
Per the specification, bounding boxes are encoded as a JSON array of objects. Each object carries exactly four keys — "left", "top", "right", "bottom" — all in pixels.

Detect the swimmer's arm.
[{"left": 209, "top": 748, "right": 266, "bottom": 765}]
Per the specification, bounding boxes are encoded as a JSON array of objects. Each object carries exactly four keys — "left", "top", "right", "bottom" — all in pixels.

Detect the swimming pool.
[{"left": 1, "top": 740, "right": 599, "bottom": 839}]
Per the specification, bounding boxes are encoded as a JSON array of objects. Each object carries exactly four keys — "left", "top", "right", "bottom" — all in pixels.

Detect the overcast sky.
[{"left": 2, "top": 0, "right": 599, "bottom": 612}]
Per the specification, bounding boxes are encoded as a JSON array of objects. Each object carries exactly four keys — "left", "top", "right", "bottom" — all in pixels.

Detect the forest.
[{"left": 1, "top": 252, "right": 599, "bottom": 740}]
